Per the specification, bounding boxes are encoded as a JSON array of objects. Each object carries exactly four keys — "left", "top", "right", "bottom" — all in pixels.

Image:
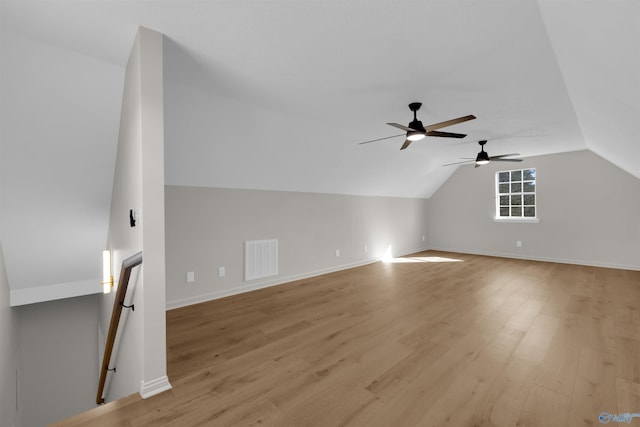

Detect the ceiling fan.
[
  {"left": 443, "top": 140, "right": 522, "bottom": 167},
  {"left": 359, "top": 102, "right": 476, "bottom": 150}
]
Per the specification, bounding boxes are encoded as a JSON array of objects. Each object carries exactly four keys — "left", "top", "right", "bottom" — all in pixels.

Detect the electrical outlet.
[
  {"left": 218, "top": 266, "right": 225, "bottom": 277},
  {"left": 335, "top": 249, "right": 340, "bottom": 257},
  {"left": 516, "top": 241, "right": 522, "bottom": 247},
  {"left": 364, "top": 245, "right": 368, "bottom": 253},
  {"left": 422, "top": 235, "right": 426, "bottom": 241},
  {"left": 186, "top": 271, "right": 195, "bottom": 283}
]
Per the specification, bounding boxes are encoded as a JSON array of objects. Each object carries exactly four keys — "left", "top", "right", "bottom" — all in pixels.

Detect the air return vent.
[{"left": 245, "top": 239, "right": 278, "bottom": 281}]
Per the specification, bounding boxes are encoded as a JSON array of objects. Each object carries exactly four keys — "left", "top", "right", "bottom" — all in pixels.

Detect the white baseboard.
[
  {"left": 166, "top": 246, "right": 429, "bottom": 311},
  {"left": 430, "top": 246, "right": 640, "bottom": 271},
  {"left": 139, "top": 375, "right": 172, "bottom": 399},
  {"left": 166, "top": 259, "right": 377, "bottom": 310}
]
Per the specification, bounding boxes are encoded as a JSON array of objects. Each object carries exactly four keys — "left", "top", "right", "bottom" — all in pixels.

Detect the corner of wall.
[
  {"left": 100, "top": 25, "right": 169, "bottom": 403},
  {"left": 0, "top": 243, "right": 19, "bottom": 427}
]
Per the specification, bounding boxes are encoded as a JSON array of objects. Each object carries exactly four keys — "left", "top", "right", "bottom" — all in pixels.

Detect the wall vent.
[{"left": 245, "top": 239, "right": 278, "bottom": 281}]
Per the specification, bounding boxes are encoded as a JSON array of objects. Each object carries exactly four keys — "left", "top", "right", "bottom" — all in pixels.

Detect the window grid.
[{"left": 496, "top": 168, "right": 536, "bottom": 219}]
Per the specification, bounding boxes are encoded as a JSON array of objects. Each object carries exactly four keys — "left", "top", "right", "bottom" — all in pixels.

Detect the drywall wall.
[
  {"left": 165, "top": 186, "right": 429, "bottom": 308},
  {"left": 99, "top": 26, "right": 170, "bottom": 403},
  {"left": 0, "top": 244, "right": 18, "bottom": 427},
  {"left": 16, "top": 294, "right": 98, "bottom": 427},
  {"left": 428, "top": 150, "right": 640, "bottom": 269}
]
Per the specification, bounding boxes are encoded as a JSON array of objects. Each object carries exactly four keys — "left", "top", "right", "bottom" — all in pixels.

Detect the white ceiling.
[{"left": 1, "top": 1, "right": 638, "bottom": 296}]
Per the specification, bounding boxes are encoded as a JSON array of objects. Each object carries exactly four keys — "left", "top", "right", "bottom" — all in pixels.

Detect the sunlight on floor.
[
  {"left": 383, "top": 256, "right": 464, "bottom": 263},
  {"left": 380, "top": 246, "right": 463, "bottom": 263}
]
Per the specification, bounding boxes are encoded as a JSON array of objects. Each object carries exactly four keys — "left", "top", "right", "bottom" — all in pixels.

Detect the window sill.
[{"left": 494, "top": 217, "right": 540, "bottom": 223}]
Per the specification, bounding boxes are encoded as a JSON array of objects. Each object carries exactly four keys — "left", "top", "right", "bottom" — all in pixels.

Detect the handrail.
[{"left": 96, "top": 251, "right": 143, "bottom": 405}]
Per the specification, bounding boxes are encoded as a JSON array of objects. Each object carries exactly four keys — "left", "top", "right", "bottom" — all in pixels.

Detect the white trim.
[
  {"left": 167, "top": 259, "right": 376, "bottom": 310},
  {"left": 166, "top": 246, "right": 428, "bottom": 310},
  {"left": 430, "top": 246, "right": 640, "bottom": 271},
  {"left": 495, "top": 168, "right": 537, "bottom": 221},
  {"left": 493, "top": 217, "right": 540, "bottom": 223},
  {"left": 9, "top": 278, "right": 101, "bottom": 307},
  {"left": 139, "top": 375, "right": 172, "bottom": 399}
]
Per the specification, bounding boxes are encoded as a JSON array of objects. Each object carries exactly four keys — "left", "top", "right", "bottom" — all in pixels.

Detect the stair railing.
[{"left": 96, "top": 251, "right": 143, "bottom": 405}]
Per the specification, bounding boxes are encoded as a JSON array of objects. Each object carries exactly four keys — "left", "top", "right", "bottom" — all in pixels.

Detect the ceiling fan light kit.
[{"left": 407, "top": 131, "right": 425, "bottom": 142}]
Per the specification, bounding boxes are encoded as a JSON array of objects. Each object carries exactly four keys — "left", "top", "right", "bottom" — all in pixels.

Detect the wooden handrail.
[{"left": 96, "top": 251, "right": 143, "bottom": 405}]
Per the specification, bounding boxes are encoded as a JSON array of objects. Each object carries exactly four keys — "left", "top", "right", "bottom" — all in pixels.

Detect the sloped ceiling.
[
  {"left": 0, "top": 1, "right": 638, "bottom": 300},
  {"left": 538, "top": 0, "right": 640, "bottom": 177}
]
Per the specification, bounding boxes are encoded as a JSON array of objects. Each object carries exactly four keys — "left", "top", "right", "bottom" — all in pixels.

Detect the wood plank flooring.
[{"left": 53, "top": 251, "right": 640, "bottom": 426}]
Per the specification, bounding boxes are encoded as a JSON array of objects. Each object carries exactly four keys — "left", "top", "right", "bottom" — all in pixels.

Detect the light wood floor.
[{"left": 54, "top": 251, "right": 640, "bottom": 426}]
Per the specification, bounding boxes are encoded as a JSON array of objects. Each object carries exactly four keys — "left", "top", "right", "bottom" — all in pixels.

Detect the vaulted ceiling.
[{"left": 1, "top": 1, "right": 638, "bottom": 300}]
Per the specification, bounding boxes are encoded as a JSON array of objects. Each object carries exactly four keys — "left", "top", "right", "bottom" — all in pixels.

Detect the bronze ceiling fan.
[
  {"left": 359, "top": 102, "right": 476, "bottom": 150},
  {"left": 443, "top": 140, "right": 522, "bottom": 167}
]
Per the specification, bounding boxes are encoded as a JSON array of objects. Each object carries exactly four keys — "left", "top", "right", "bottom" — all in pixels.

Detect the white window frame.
[{"left": 494, "top": 168, "right": 539, "bottom": 223}]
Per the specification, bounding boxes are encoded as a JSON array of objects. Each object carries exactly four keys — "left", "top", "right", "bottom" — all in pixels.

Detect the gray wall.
[
  {"left": 17, "top": 295, "right": 98, "bottom": 427},
  {"left": 429, "top": 150, "right": 640, "bottom": 269},
  {"left": 165, "top": 186, "right": 430, "bottom": 308},
  {"left": 0, "top": 244, "right": 18, "bottom": 427}
]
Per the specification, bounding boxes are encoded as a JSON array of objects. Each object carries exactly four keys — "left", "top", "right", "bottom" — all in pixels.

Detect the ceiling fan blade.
[
  {"left": 358, "top": 133, "right": 405, "bottom": 145},
  {"left": 491, "top": 158, "right": 523, "bottom": 162},
  {"left": 442, "top": 159, "right": 475, "bottom": 166},
  {"left": 387, "top": 122, "right": 415, "bottom": 132},
  {"left": 490, "top": 153, "right": 520, "bottom": 159},
  {"left": 426, "top": 130, "right": 467, "bottom": 139},
  {"left": 425, "top": 115, "right": 476, "bottom": 132},
  {"left": 400, "top": 139, "right": 412, "bottom": 150}
]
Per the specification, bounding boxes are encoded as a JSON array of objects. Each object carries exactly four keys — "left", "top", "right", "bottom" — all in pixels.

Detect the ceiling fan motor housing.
[
  {"left": 408, "top": 102, "right": 425, "bottom": 130},
  {"left": 476, "top": 150, "right": 490, "bottom": 163},
  {"left": 408, "top": 119, "right": 425, "bottom": 132}
]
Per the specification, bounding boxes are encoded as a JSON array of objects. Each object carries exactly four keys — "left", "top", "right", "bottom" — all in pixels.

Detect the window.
[{"left": 496, "top": 168, "right": 536, "bottom": 220}]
